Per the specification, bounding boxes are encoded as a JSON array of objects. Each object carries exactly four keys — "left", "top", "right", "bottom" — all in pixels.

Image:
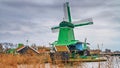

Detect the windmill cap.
[{"left": 59, "top": 21, "right": 74, "bottom": 28}]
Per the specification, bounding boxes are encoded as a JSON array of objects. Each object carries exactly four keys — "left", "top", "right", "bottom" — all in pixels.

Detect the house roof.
[
  {"left": 16, "top": 46, "right": 39, "bottom": 54},
  {"left": 16, "top": 46, "right": 25, "bottom": 52},
  {"left": 29, "top": 46, "right": 39, "bottom": 54}
]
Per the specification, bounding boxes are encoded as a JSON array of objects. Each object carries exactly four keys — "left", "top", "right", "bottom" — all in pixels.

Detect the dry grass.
[
  {"left": 0, "top": 53, "right": 51, "bottom": 68},
  {"left": 0, "top": 54, "right": 119, "bottom": 68}
]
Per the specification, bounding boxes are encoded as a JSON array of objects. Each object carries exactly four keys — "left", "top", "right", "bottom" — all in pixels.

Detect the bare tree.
[{"left": 0, "top": 43, "right": 3, "bottom": 53}]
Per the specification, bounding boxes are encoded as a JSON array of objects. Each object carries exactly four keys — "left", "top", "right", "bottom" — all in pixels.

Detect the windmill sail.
[
  {"left": 51, "top": 26, "right": 60, "bottom": 33},
  {"left": 51, "top": 28, "right": 59, "bottom": 33},
  {"left": 73, "top": 18, "right": 93, "bottom": 24},
  {"left": 84, "top": 38, "right": 87, "bottom": 49},
  {"left": 63, "top": 3, "right": 68, "bottom": 22},
  {"left": 73, "top": 18, "right": 93, "bottom": 27},
  {"left": 63, "top": 2, "right": 72, "bottom": 22}
]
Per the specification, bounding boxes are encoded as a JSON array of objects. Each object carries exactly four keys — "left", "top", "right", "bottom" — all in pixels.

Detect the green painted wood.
[
  {"left": 52, "top": 2, "right": 93, "bottom": 46},
  {"left": 66, "top": 2, "right": 72, "bottom": 22}
]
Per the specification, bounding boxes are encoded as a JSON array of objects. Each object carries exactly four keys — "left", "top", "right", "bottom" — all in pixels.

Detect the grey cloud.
[
  {"left": 0, "top": 0, "right": 120, "bottom": 50},
  {"left": 0, "top": 0, "right": 63, "bottom": 21}
]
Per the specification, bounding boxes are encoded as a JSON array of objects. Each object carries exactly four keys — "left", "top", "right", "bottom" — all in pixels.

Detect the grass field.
[
  {"left": 0, "top": 54, "right": 119, "bottom": 68},
  {"left": 0, "top": 54, "right": 51, "bottom": 68}
]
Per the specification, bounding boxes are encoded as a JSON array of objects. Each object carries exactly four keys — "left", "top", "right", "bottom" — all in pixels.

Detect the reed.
[{"left": 0, "top": 54, "right": 119, "bottom": 68}]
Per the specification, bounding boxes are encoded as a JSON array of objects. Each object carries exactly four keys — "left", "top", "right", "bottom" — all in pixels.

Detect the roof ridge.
[
  {"left": 16, "top": 46, "right": 26, "bottom": 52},
  {"left": 29, "top": 46, "right": 39, "bottom": 54}
]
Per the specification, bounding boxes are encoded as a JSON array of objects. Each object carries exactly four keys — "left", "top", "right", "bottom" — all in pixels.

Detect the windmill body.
[
  {"left": 51, "top": 2, "right": 93, "bottom": 52},
  {"left": 57, "top": 21, "right": 78, "bottom": 46},
  {"left": 50, "top": 2, "right": 107, "bottom": 61}
]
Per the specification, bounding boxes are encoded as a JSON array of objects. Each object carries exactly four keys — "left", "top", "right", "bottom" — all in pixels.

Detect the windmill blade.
[
  {"left": 51, "top": 28, "right": 59, "bottom": 33},
  {"left": 74, "top": 22, "right": 93, "bottom": 27},
  {"left": 73, "top": 18, "right": 93, "bottom": 24},
  {"left": 51, "top": 26, "right": 60, "bottom": 33},
  {"left": 63, "top": 2, "right": 68, "bottom": 22},
  {"left": 86, "top": 43, "right": 90, "bottom": 45},
  {"left": 84, "top": 38, "right": 87, "bottom": 43},
  {"left": 63, "top": 2, "right": 72, "bottom": 22},
  {"left": 73, "top": 18, "right": 93, "bottom": 27},
  {"left": 83, "top": 38, "right": 87, "bottom": 49},
  {"left": 81, "top": 42, "right": 90, "bottom": 45},
  {"left": 84, "top": 38, "right": 90, "bottom": 45}
]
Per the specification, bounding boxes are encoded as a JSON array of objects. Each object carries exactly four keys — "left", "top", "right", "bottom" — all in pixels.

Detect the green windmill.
[{"left": 51, "top": 2, "right": 93, "bottom": 52}]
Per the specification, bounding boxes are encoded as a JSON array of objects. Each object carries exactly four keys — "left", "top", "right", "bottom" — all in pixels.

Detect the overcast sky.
[{"left": 0, "top": 0, "right": 120, "bottom": 51}]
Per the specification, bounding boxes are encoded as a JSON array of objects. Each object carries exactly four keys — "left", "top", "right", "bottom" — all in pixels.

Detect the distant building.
[
  {"left": 90, "top": 49, "right": 101, "bottom": 55},
  {"left": 114, "top": 50, "right": 120, "bottom": 53},
  {"left": 105, "top": 49, "right": 111, "bottom": 53},
  {"left": 6, "top": 48, "right": 16, "bottom": 54}
]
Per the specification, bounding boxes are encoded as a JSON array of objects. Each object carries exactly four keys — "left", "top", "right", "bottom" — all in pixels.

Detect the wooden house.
[{"left": 16, "top": 46, "right": 39, "bottom": 55}]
